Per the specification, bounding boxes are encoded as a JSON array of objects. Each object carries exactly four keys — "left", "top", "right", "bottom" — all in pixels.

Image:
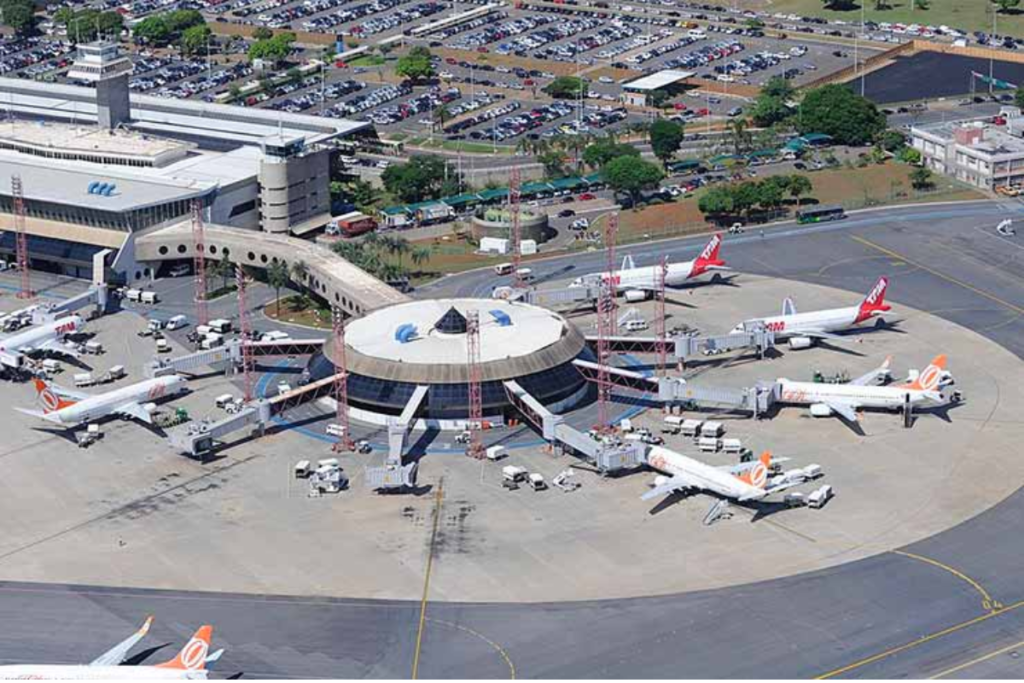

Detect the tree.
[
  {"left": 728, "top": 118, "right": 753, "bottom": 156},
  {"left": 822, "top": 0, "right": 857, "bottom": 9},
  {"left": 411, "top": 246, "right": 431, "bottom": 272},
  {"left": 248, "top": 32, "right": 295, "bottom": 64},
  {"left": 539, "top": 149, "right": 568, "bottom": 178},
  {"left": 381, "top": 155, "right": 453, "bottom": 203},
  {"left": 756, "top": 178, "right": 785, "bottom": 213},
  {"left": 228, "top": 83, "right": 242, "bottom": 100},
  {"left": 899, "top": 147, "right": 922, "bottom": 164},
  {"left": 878, "top": 129, "right": 906, "bottom": 153},
  {"left": 164, "top": 9, "right": 204, "bottom": 33},
  {"left": 602, "top": 156, "right": 664, "bottom": 208},
  {"left": 787, "top": 175, "right": 813, "bottom": 204},
  {"left": 762, "top": 75, "right": 795, "bottom": 101},
  {"left": 543, "top": 76, "right": 586, "bottom": 99},
  {"left": 180, "top": 24, "right": 211, "bottom": 57},
  {"left": 133, "top": 15, "right": 171, "bottom": 45},
  {"left": 290, "top": 259, "right": 309, "bottom": 291},
  {"left": 750, "top": 75, "right": 794, "bottom": 128},
  {"left": 395, "top": 46, "right": 434, "bottom": 82},
  {"left": 698, "top": 185, "right": 735, "bottom": 220},
  {"left": 214, "top": 252, "right": 234, "bottom": 291},
  {"left": 994, "top": 0, "right": 1020, "bottom": 12},
  {"left": 1015, "top": 88, "right": 1024, "bottom": 110},
  {"left": 0, "top": 0, "right": 37, "bottom": 36},
  {"left": 582, "top": 139, "right": 639, "bottom": 169},
  {"left": 252, "top": 26, "right": 273, "bottom": 40},
  {"left": 266, "top": 260, "right": 290, "bottom": 316},
  {"left": 797, "top": 84, "right": 886, "bottom": 146},
  {"left": 910, "top": 166, "right": 934, "bottom": 190},
  {"left": 732, "top": 181, "right": 761, "bottom": 219},
  {"left": 649, "top": 118, "right": 685, "bottom": 167}
]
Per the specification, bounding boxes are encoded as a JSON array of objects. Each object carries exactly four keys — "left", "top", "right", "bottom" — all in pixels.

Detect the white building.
[{"left": 910, "top": 111, "right": 1024, "bottom": 190}]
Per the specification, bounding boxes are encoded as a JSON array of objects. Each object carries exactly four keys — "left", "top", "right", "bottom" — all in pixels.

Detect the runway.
[{"left": 2, "top": 199, "right": 1023, "bottom": 679}]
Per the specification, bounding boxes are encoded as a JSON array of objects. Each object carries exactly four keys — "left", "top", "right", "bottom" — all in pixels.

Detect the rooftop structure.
[
  {"left": 622, "top": 69, "right": 696, "bottom": 91},
  {"left": 0, "top": 120, "right": 191, "bottom": 168},
  {"left": 910, "top": 112, "right": 1024, "bottom": 190},
  {"left": 308, "top": 298, "right": 593, "bottom": 419}
]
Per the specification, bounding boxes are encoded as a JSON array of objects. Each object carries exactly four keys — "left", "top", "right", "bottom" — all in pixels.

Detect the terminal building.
[
  {"left": 910, "top": 111, "right": 1024, "bottom": 190},
  {"left": 306, "top": 298, "right": 595, "bottom": 422},
  {"left": 0, "top": 41, "right": 373, "bottom": 283}
]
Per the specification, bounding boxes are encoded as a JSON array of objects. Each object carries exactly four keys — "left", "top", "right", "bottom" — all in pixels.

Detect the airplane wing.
[
  {"left": 799, "top": 330, "right": 843, "bottom": 341},
  {"left": 823, "top": 399, "right": 859, "bottom": 423},
  {"left": 851, "top": 356, "right": 892, "bottom": 386},
  {"left": 640, "top": 473, "right": 698, "bottom": 501},
  {"left": 89, "top": 616, "right": 153, "bottom": 667},
  {"left": 37, "top": 338, "right": 80, "bottom": 358},
  {"left": 116, "top": 401, "right": 154, "bottom": 424}
]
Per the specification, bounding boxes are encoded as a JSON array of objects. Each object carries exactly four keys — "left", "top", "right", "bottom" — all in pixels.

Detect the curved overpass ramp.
[{"left": 135, "top": 221, "right": 409, "bottom": 316}]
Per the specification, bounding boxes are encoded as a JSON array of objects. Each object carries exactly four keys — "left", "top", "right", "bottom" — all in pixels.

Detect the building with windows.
[
  {"left": 0, "top": 41, "right": 372, "bottom": 282},
  {"left": 305, "top": 298, "right": 594, "bottom": 422},
  {"left": 910, "top": 113, "right": 1024, "bottom": 190}
]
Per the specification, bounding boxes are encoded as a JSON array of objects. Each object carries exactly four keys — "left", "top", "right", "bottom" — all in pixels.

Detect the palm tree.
[
  {"left": 266, "top": 260, "right": 290, "bottom": 316},
  {"left": 290, "top": 259, "right": 309, "bottom": 289},
  {"left": 411, "top": 246, "right": 431, "bottom": 273}
]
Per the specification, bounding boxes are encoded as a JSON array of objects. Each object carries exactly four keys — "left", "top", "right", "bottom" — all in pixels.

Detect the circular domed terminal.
[{"left": 308, "top": 298, "right": 593, "bottom": 421}]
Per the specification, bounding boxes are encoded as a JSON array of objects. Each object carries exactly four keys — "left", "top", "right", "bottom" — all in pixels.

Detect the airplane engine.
[
  {"left": 809, "top": 403, "right": 833, "bottom": 418},
  {"left": 142, "top": 402, "right": 159, "bottom": 414},
  {"left": 652, "top": 475, "right": 669, "bottom": 488},
  {"left": 788, "top": 336, "right": 813, "bottom": 350},
  {"left": 624, "top": 289, "right": 650, "bottom": 303}
]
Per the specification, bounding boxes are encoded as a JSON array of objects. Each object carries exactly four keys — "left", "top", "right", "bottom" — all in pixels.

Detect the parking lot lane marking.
[
  {"left": 929, "top": 637, "right": 1024, "bottom": 679},
  {"left": 412, "top": 479, "right": 444, "bottom": 680},
  {"left": 815, "top": 601, "right": 1024, "bottom": 680},
  {"left": 850, "top": 235, "right": 1024, "bottom": 316},
  {"left": 426, "top": 618, "right": 516, "bottom": 679},
  {"left": 893, "top": 550, "right": 1002, "bottom": 612}
]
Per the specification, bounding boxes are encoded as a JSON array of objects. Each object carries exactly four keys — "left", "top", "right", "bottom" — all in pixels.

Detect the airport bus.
[{"left": 796, "top": 205, "right": 846, "bottom": 224}]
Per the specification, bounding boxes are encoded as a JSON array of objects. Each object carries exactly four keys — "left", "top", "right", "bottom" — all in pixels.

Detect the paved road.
[{"left": 2, "top": 199, "right": 1023, "bottom": 679}]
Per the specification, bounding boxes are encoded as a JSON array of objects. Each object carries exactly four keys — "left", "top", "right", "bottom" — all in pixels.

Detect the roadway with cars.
[{"left": 1, "top": 198, "right": 1023, "bottom": 678}]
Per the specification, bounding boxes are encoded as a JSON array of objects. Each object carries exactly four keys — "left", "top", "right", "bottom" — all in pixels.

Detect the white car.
[{"left": 598, "top": 76, "right": 615, "bottom": 84}]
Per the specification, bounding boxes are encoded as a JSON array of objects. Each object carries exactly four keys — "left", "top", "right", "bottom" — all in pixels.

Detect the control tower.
[{"left": 66, "top": 41, "right": 133, "bottom": 130}]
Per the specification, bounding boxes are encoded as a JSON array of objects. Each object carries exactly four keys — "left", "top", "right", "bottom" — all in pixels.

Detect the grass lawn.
[
  {"left": 348, "top": 54, "right": 386, "bottom": 67},
  {"left": 602, "top": 160, "right": 982, "bottom": 245},
  {"left": 701, "top": 0, "right": 1014, "bottom": 37},
  {"left": 263, "top": 294, "right": 334, "bottom": 329},
  {"left": 406, "top": 137, "right": 516, "bottom": 154}
]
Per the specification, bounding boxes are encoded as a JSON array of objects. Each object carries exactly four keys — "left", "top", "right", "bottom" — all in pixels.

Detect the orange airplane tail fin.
[
  {"left": 33, "top": 378, "right": 78, "bottom": 413},
  {"left": 899, "top": 354, "right": 947, "bottom": 391},
  {"left": 736, "top": 451, "right": 771, "bottom": 489},
  {"left": 156, "top": 625, "right": 212, "bottom": 671}
]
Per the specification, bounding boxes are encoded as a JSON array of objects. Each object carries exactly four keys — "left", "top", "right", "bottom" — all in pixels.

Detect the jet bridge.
[
  {"left": 503, "top": 379, "right": 645, "bottom": 475},
  {"left": 147, "top": 339, "right": 325, "bottom": 377},
  {"left": 365, "top": 384, "right": 427, "bottom": 492},
  {"left": 585, "top": 323, "right": 775, "bottom": 365}
]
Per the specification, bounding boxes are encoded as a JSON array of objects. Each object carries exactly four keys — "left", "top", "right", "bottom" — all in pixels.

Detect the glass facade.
[{"left": 305, "top": 345, "right": 595, "bottom": 419}]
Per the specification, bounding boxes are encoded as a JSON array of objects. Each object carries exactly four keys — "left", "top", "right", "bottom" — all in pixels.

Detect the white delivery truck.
[
  {"left": 108, "top": 365, "right": 126, "bottom": 380},
  {"left": 215, "top": 394, "right": 235, "bottom": 409},
  {"left": 485, "top": 445, "right": 507, "bottom": 461},
  {"left": 624, "top": 319, "right": 649, "bottom": 332},
  {"left": 84, "top": 340, "right": 103, "bottom": 355},
  {"left": 502, "top": 465, "right": 528, "bottom": 483},
  {"left": 807, "top": 485, "right": 834, "bottom": 509},
  {"left": 140, "top": 291, "right": 159, "bottom": 305},
  {"left": 166, "top": 315, "right": 188, "bottom": 331},
  {"left": 155, "top": 338, "right": 171, "bottom": 353},
  {"left": 125, "top": 289, "right": 142, "bottom": 302},
  {"left": 325, "top": 423, "right": 346, "bottom": 438},
  {"left": 208, "top": 318, "right": 233, "bottom": 334},
  {"left": 700, "top": 421, "right": 724, "bottom": 438},
  {"left": 528, "top": 473, "right": 547, "bottom": 491},
  {"left": 294, "top": 460, "right": 313, "bottom": 478},
  {"left": 698, "top": 436, "right": 720, "bottom": 452},
  {"left": 802, "top": 464, "right": 824, "bottom": 480}
]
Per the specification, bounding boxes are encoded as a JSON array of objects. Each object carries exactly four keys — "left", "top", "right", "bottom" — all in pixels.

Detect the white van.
[
  {"left": 494, "top": 262, "right": 514, "bottom": 276},
  {"left": 807, "top": 484, "right": 834, "bottom": 509},
  {"left": 294, "top": 460, "right": 313, "bottom": 478},
  {"left": 215, "top": 394, "right": 236, "bottom": 409},
  {"left": 166, "top": 315, "right": 188, "bottom": 331},
  {"left": 624, "top": 319, "right": 649, "bottom": 332},
  {"left": 688, "top": 28, "right": 707, "bottom": 39}
]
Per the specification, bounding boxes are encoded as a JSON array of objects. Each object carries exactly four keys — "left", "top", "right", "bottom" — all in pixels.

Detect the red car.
[
  {"left": 446, "top": 57, "right": 457, "bottom": 65},
  {"left": 673, "top": 102, "right": 687, "bottom": 110},
  {"left": 578, "top": 193, "right": 596, "bottom": 201}
]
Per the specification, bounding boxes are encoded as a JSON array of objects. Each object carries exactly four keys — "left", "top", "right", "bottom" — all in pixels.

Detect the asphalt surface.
[
  {"left": 860, "top": 51, "right": 1024, "bottom": 104},
  {"left": 1, "top": 199, "right": 1023, "bottom": 679}
]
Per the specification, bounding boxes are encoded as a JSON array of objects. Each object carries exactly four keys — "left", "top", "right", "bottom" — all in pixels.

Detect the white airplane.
[
  {"left": 571, "top": 233, "right": 729, "bottom": 301},
  {"left": 0, "top": 618, "right": 224, "bottom": 680},
  {"left": 642, "top": 448, "right": 801, "bottom": 503},
  {"left": 732, "top": 276, "right": 892, "bottom": 349},
  {"left": 16, "top": 374, "right": 188, "bottom": 428},
  {"left": 778, "top": 354, "right": 950, "bottom": 423},
  {"left": 0, "top": 314, "right": 85, "bottom": 369}
]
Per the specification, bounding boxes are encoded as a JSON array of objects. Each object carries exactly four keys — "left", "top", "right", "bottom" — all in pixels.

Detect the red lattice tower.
[
  {"left": 331, "top": 307, "right": 354, "bottom": 452},
  {"left": 509, "top": 166, "right": 524, "bottom": 289},
  {"left": 604, "top": 211, "right": 619, "bottom": 335},
  {"left": 655, "top": 255, "right": 668, "bottom": 376},
  {"left": 191, "top": 199, "right": 209, "bottom": 327},
  {"left": 595, "top": 277, "right": 615, "bottom": 433},
  {"left": 465, "top": 309, "right": 485, "bottom": 458},
  {"left": 11, "top": 175, "right": 32, "bottom": 299},
  {"left": 235, "top": 265, "right": 255, "bottom": 402}
]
